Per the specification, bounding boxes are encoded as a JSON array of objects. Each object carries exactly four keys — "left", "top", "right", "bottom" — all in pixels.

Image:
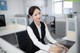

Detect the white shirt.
[
  {"left": 27, "top": 22, "right": 57, "bottom": 52},
  {"left": 35, "top": 24, "right": 41, "bottom": 38}
]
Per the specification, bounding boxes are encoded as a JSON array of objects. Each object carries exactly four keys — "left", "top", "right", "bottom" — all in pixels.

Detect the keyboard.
[{"left": 58, "top": 39, "right": 75, "bottom": 49}]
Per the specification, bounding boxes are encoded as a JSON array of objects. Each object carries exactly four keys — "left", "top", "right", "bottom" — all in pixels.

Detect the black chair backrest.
[
  {"left": 16, "top": 30, "right": 29, "bottom": 52},
  {"left": 53, "top": 17, "right": 55, "bottom": 23},
  {"left": 51, "top": 17, "right": 55, "bottom": 27}
]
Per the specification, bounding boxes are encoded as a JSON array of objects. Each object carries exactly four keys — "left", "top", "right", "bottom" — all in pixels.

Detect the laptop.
[{"left": 58, "top": 39, "right": 75, "bottom": 49}]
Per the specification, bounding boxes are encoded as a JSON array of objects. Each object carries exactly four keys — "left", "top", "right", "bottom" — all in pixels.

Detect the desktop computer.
[{"left": 0, "top": 15, "right": 6, "bottom": 27}]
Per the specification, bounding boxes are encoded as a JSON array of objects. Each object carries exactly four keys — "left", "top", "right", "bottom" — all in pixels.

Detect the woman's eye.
[
  {"left": 34, "top": 12, "right": 41, "bottom": 16},
  {"left": 34, "top": 14, "right": 37, "bottom": 16},
  {"left": 39, "top": 12, "right": 41, "bottom": 14}
]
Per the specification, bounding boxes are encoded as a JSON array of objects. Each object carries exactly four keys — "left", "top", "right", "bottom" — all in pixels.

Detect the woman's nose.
[{"left": 38, "top": 14, "right": 41, "bottom": 18}]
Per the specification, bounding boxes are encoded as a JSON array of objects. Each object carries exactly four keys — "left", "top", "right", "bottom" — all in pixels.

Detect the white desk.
[
  {"left": 63, "top": 31, "right": 77, "bottom": 53},
  {"left": 0, "top": 24, "right": 26, "bottom": 36},
  {"left": 66, "top": 43, "right": 77, "bottom": 53},
  {"left": 0, "top": 24, "right": 27, "bottom": 47},
  {"left": 0, "top": 24, "right": 26, "bottom": 53},
  {"left": 63, "top": 31, "right": 77, "bottom": 42},
  {"left": 0, "top": 38, "right": 25, "bottom": 53}
]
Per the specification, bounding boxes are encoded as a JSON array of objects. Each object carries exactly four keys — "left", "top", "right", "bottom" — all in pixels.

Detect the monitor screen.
[{"left": 0, "top": 15, "right": 6, "bottom": 27}]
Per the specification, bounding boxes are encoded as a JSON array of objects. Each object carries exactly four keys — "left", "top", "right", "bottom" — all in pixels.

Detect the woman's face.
[{"left": 31, "top": 9, "right": 41, "bottom": 22}]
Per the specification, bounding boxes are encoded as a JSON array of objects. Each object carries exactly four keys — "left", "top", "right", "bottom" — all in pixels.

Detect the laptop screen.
[{"left": 0, "top": 15, "right": 6, "bottom": 27}]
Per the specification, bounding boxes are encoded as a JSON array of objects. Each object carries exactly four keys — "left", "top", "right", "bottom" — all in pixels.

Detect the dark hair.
[{"left": 28, "top": 6, "right": 41, "bottom": 17}]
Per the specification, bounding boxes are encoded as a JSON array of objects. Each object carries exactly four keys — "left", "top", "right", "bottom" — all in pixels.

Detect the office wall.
[
  {"left": 24, "top": 0, "right": 47, "bottom": 15},
  {"left": 73, "top": 2, "right": 80, "bottom": 36},
  {"left": 73, "top": 2, "right": 80, "bottom": 53},
  {"left": 0, "top": 0, "right": 24, "bottom": 18},
  {"left": 24, "top": 0, "right": 53, "bottom": 15},
  {"left": 46, "top": 0, "right": 53, "bottom": 16},
  {"left": 55, "top": 15, "right": 66, "bottom": 36}
]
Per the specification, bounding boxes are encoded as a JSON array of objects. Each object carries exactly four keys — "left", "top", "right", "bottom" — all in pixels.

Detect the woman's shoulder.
[
  {"left": 40, "top": 21, "right": 46, "bottom": 25},
  {"left": 40, "top": 22, "right": 48, "bottom": 28},
  {"left": 41, "top": 22, "right": 47, "bottom": 26},
  {"left": 27, "top": 26, "right": 31, "bottom": 30}
]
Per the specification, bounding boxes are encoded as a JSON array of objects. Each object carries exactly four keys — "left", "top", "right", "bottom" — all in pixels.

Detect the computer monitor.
[
  {"left": 67, "top": 14, "right": 73, "bottom": 18},
  {"left": 0, "top": 15, "right": 6, "bottom": 27}
]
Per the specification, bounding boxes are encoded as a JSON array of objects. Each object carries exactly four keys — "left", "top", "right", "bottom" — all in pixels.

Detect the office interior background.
[{"left": 0, "top": 0, "right": 80, "bottom": 53}]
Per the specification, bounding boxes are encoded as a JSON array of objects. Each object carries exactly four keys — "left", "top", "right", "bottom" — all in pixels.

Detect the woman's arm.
[
  {"left": 44, "top": 23, "right": 57, "bottom": 44},
  {"left": 27, "top": 26, "right": 63, "bottom": 53},
  {"left": 27, "top": 26, "right": 50, "bottom": 52},
  {"left": 44, "top": 23, "right": 68, "bottom": 52}
]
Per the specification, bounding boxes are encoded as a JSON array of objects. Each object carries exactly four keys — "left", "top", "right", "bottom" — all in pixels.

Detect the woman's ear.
[
  {"left": 29, "top": 15, "right": 32, "bottom": 18},
  {"left": 29, "top": 15, "right": 33, "bottom": 19},
  {"left": 27, "top": 15, "right": 32, "bottom": 18}
]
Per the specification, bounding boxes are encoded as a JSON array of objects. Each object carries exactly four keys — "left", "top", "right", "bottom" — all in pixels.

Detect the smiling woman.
[{"left": 25, "top": 6, "right": 68, "bottom": 53}]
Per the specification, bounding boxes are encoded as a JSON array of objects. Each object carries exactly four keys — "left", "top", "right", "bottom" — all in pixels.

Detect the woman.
[{"left": 26, "top": 6, "right": 68, "bottom": 53}]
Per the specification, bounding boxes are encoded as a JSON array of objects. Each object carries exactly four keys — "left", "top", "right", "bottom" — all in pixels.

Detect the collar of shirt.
[
  {"left": 34, "top": 22, "right": 41, "bottom": 38},
  {"left": 34, "top": 22, "right": 41, "bottom": 29}
]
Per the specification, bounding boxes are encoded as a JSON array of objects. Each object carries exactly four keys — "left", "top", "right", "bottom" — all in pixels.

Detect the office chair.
[
  {"left": 50, "top": 17, "right": 55, "bottom": 33},
  {"left": 16, "top": 30, "right": 28, "bottom": 52},
  {"left": 16, "top": 30, "right": 35, "bottom": 53},
  {"left": 16, "top": 30, "right": 33, "bottom": 53}
]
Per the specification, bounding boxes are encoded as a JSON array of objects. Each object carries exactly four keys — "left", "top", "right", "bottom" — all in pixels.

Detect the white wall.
[
  {"left": 47, "top": 0, "right": 53, "bottom": 16},
  {"left": 73, "top": 3, "right": 80, "bottom": 37},
  {"left": 24, "top": 0, "right": 47, "bottom": 15},
  {"left": 24, "top": 0, "right": 53, "bottom": 15},
  {"left": 73, "top": 2, "right": 80, "bottom": 13},
  {"left": 0, "top": 0, "right": 24, "bottom": 18},
  {"left": 73, "top": 2, "right": 80, "bottom": 53},
  {"left": 73, "top": 2, "right": 80, "bottom": 36}
]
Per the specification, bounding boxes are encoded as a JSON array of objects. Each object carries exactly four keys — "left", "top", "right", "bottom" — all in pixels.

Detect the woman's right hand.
[{"left": 48, "top": 46, "right": 63, "bottom": 53}]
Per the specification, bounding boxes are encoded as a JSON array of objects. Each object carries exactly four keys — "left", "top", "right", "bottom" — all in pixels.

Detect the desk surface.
[
  {"left": 0, "top": 38, "right": 25, "bottom": 53},
  {"left": 63, "top": 31, "right": 77, "bottom": 41},
  {"left": 0, "top": 24, "right": 26, "bottom": 36},
  {"left": 66, "top": 43, "right": 77, "bottom": 53}
]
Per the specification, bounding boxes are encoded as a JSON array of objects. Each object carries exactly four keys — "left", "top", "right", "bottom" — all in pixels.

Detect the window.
[
  {"left": 52, "top": 0, "right": 73, "bottom": 14},
  {"left": 54, "top": 0, "right": 62, "bottom": 2},
  {"left": 63, "top": 1, "right": 73, "bottom": 14},
  {"left": 54, "top": 2, "right": 62, "bottom": 14}
]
